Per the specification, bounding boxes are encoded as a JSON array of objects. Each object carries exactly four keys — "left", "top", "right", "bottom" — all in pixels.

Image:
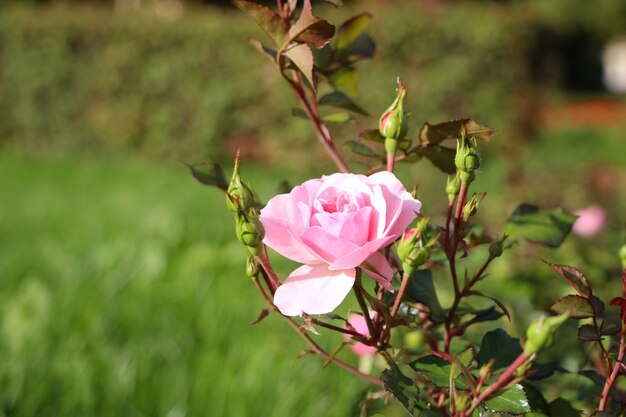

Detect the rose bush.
[{"left": 259, "top": 172, "right": 421, "bottom": 316}]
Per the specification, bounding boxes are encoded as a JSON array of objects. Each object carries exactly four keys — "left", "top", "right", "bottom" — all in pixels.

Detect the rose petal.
[
  {"left": 384, "top": 193, "right": 422, "bottom": 237},
  {"left": 329, "top": 235, "right": 397, "bottom": 270},
  {"left": 273, "top": 264, "right": 356, "bottom": 316},
  {"left": 300, "top": 226, "right": 360, "bottom": 263},
  {"left": 361, "top": 251, "right": 394, "bottom": 291},
  {"left": 260, "top": 194, "right": 322, "bottom": 264}
]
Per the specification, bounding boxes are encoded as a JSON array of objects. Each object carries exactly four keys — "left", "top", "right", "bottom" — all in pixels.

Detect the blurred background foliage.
[{"left": 0, "top": 0, "right": 625, "bottom": 415}]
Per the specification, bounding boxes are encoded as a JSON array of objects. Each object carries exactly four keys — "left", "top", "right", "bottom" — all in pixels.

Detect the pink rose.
[
  {"left": 260, "top": 172, "right": 421, "bottom": 316},
  {"left": 344, "top": 312, "right": 377, "bottom": 357},
  {"left": 573, "top": 205, "right": 607, "bottom": 237}
]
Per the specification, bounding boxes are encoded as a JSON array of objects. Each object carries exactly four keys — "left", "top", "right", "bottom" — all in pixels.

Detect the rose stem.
[
  {"left": 279, "top": 67, "right": 349, "bottom": 173},
  {"left": 353, "top": 269, "right": 378, "bottom": 341},
  {"left": 462, "top": 352, "right": 530, "bottom": 417},
  {"left": 599, "top": 323, "right": 626, "bottom": 412},
  {"left": 386, "top": 152, "right": 395, "bottom": 173},
  {"left": 379, "top": 272, "right": 411, "bottom": 345},
  {"left": 252, "top": 268, "right": 383, "bottom": 387}
]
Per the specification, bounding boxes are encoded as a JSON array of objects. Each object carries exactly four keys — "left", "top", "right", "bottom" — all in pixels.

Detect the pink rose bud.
[
  {"left": 572, "top": 205, "right": 606, "bottom": 237},
  {"left": 344, "top": 312, "right": 377, "bottom": 357},
  {"left": 260, "top": 172, "right": 421, "bottom": 316}
]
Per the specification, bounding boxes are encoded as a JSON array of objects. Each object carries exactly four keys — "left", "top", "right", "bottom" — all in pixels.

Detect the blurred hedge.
[{"left": 0, "top": 1, "right": 624, "bottom": 165}]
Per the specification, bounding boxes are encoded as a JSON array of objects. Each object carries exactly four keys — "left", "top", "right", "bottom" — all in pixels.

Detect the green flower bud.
[
  {"left": 523, "top": 313, "right": 569, "bottom": 356},
  {"left": 454, "top": 134, "right": 480, "bottom": 183},
  {"left": 489, "top": 234, "right": 509, "bottom": 259},
  {"left": 226, "top": 153, "right": 254, "bottom": 213},
  {"left": 236, "top": 212, "right": 265, "bottom": 249},
  {"left": 379, "top": 78, "right": 409, "bottom": 144},
  {"left": 397, "top": 219, "right": 431, "bottom": 275},
  {"left": 454, "top": 392, "right": 471, "bottom": 412},
  {"left": 446, "top": 174, "right": 461, "bottom": 200},
  {"left": 462, "top": 192, "right": 486, "bottom": 219},
  {"left": 246, "top": 252, "right": 260, "bottom": 279},
  {"left": 403, "top": 330, "right": 425, "bottom": 350}
]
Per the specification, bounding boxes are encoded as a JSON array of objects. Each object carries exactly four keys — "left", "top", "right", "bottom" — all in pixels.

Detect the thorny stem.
[
  {"left": 379, "top": 273, "right": 411, "bottom": 345},
  {"left": 599, "top": 324, "right": 626, "bottom": 412},
  {"left": 462, "top": 352, "right": 530, "bottom": 417},
  {"left": 307, "top": 316, "right": 363, "bottom": 338},
  {"left": 258, "top": 246, "right": 280, "bottom": 294},
  {"left": 279, "top": 67, "right": 350, "bottom": 173},
  {"left": 252, "top": 261, "right": 384, "bottom": 387},
  {"left": 592, "top": 314, "right": 613, "bottom": 374},
  {"left": 354, "top": 270, "right": 379, "bottom": 340},
  {"left": 284, "top": 316, "right": 385, "bottom": 387},
  {"left": 443, "top": 180, "right": 471, "bottom": 352}
]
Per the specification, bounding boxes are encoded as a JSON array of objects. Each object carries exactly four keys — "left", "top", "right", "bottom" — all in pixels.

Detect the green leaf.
[
  {"left": 405, "top": 270, "right": 446, "bottom": 324},
  {"left": 461, "top": 305, "right": 505, "bottom": 328},
  {"left": 335, "top": 13, "right": 372, "bottom": 54},
  {"left": 419, "top": 119, "right": 497, "bottom": 145},
  {"left": 329, "top": 66, "right": 359, "bottom": 99},
  {"left": 323, "top": 112, "right": 352, "bottom": 123},
  {"left": 360, "top": 129, "right": 385, "bottom": 144},
  {"left": 548, "top": 398, "right": 581, "bottom": 417},
  {"left": 334, "top": 14, "right": 376, "bottom": 63},
  {"left": 249, "top": 38, "right": 278, "bottom": 61},
  {"left": 184, "top": 162, "right": 228, "bottom": 190},
  {"left": 504, "top": 204, "right": 576, "bottom": 248},
  {"left": 232, "top": 0, "right": 286, "bottom": 46},
  {"left": 411, "top": 355, "right": 466, "bottom": 389},
  {"left": 547, "top": 263, "right": 592, "bottom": 297},
  {"left": 408, "top": 146, "right": 456, "bottom": 174},
  {"left": 381, "top": 365, "right": 417, "bottom": 416},
  {"left": 600, "top": 319, "right": 620, "bottom": 336},
  {"left": 550, "top": 294, "right": 594, "bottom": 319},
  {"left": 287, "top": 0, "right": 335, "bottom": 49},
  {"left": 285, "top": 43, "right": 315, "bottom": 87},
  {"left": 291, "top": 108, "right": 309, "bottom": 119},
  {"left": 483, "top": 384, "right": 531, "bottom": 414},
  {"left": 318, "top": 91, "right": 368, "bottom": 115},
  {"left": 476, "top": 329, "right": 523, "bottom": 372},
  {"left": 577, "top": 324, "right": 601, "bottom": 341},
  {"left": 343, "top": 141, "right": 377, "bottom": 157},
  {"left": 522, "top": 383, "right": 551, "bottom": 415},
  {"left": 467, "top": 291, "right": 511, "bottom": 321}
]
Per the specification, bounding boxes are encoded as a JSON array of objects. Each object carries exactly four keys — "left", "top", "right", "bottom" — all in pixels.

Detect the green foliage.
[
  {"left": 0, "top": 153, "right": 365, "bottom": 417},
  {"left": 504, "top": 204, "right": 577, "bottom": 248}
]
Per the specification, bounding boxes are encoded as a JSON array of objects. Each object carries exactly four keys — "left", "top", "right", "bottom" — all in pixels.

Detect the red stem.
[
  {"left": 282, "top": 70, "right": 350, "bottom": 173},
  {"left": 379, "top": 273, "right": 411, "bottom": 345},
  {"left": 599, "top": 324, "right": 626, "bottom": 412},
  {"left": 386, "top": 152, "right": 395, "bottom": 173},
  {"left": 462, "top": 352, "right": 530, "bottom": 417}
]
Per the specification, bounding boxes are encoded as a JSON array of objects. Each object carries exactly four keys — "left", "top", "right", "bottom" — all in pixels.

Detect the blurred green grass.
[{"left": 0, "top": 152, "right": 370, "bottom": 417}]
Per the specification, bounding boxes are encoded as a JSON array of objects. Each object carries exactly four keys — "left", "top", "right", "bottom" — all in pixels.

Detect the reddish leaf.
[
  {"left": 550, "top": 294, "right": 594, "bottom": 319},
  {"left": 233, "top": 0, "right": 286, "bottom": 45},
  {"left": 419, "top": 119, "right": 497, "bottom": 145},
  {"left": 287, "top": 0, "right": 335, "bottom": 49},
  {"left": 285, "top": 43, "right": 315, "bottom": 87},
  {"left": 335, "top": 12, "right": 372, "bottom": 53},
  {"left": 547, "top": 263, "right": 592, "bottom": 297}
]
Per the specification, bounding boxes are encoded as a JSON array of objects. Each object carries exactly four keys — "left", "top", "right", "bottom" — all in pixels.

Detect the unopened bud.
[
  {"left": 226, "top": 153, "right": 254, "bottom": 213},
  {"left": 462, "top": 192, "right": 486, "bottom": 219},
  {"left": 379, "top": 78, "right": 409, "bottom": 154},
  {"left": 524, "top": 313, "right": 569, "bottom": 356},
  {"left": 455, "top": 134, "right": 480, "bottom": 183},
  {"left": 489, "top": 234, "right": 509, "bottom": 259},
  {"left": 397, "top": 221, "right": 431, "bottom": 275},
  {"left": 236, "top": 211, "right": 265, "bottom": 250},
  {"left": 478, "top": 363, "right": 492, "bottom": 382},
  {"left": 446, "top": 174, "right": 461, "bottom": 201},
  {"left": 246, "top": 252, "right": 260, "bottom": 278},
  {"left": 455, "top": 392, "right": 471, "bottom": 412}
]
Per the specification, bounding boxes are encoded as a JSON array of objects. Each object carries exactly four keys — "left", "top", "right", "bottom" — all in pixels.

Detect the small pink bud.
[
  {"left": 572, "top": 205, "right": 606, "bottom": 237},
  {"left": 344, "top": 312, "right": 377, "bottom": 357}
]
